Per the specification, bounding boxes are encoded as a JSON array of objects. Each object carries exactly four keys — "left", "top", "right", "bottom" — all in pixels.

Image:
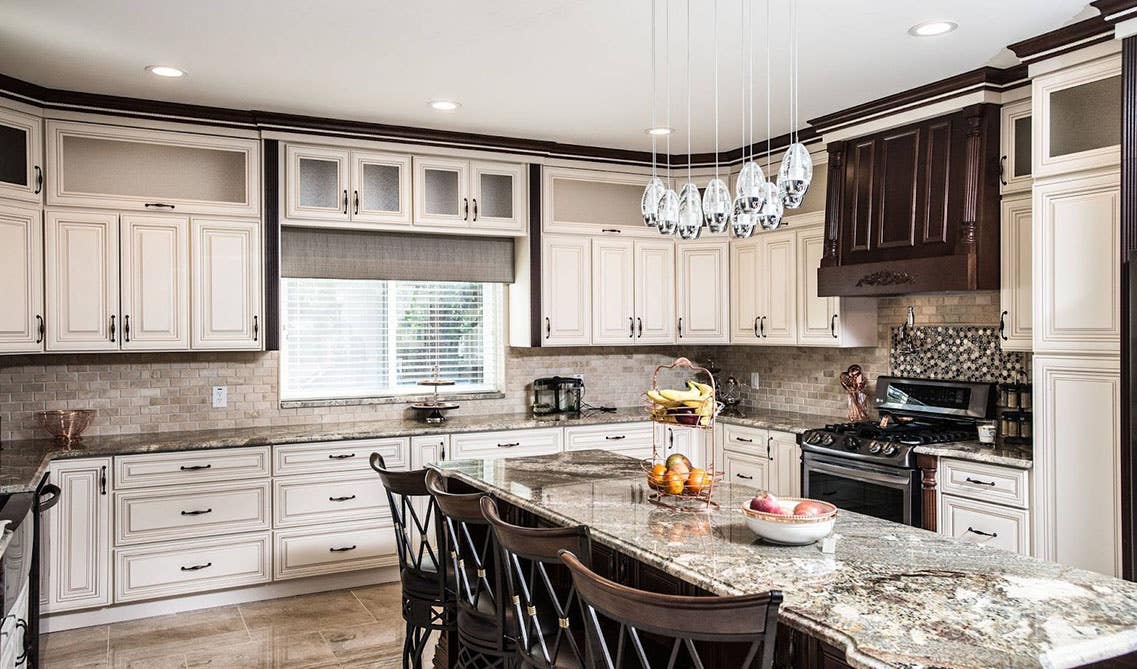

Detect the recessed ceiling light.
[
  {"left": 645, "top": 127, "right": 674, "bottom": 136},
  {"left": 145, "top": 65, "right": 185, "bottom": 78},
  {"left": 908, "top": 21, "right": 958, "bottom": 37},
  {"left": 429, "top": 100, "right": 460, "bottom": 111}
]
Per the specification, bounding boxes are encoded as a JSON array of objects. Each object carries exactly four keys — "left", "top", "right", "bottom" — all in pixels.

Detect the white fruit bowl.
[{"left": 740, "top": 498, "right": 837, "bottom": 546}]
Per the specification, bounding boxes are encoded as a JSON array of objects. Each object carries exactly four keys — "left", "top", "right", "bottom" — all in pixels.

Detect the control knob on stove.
[
  {"left": 881, "top": 443, "right": 899, "bottom": 457},
  {"left": 866, "top": 440, "right": 883, "bottom": 454},
  {"left": 803, "top": 430, "right": 824, "bottom": 446},
  {"left": 843, "top": 436, "right": 859, "bottom": 451}
]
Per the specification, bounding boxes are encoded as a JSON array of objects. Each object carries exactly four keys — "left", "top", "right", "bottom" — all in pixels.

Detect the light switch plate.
[
  {"left": 212, "top": 386, "right": 228, "bottom": 408},
  {"left": 750, "top": 372, "right": 760, "bottom": 389}
]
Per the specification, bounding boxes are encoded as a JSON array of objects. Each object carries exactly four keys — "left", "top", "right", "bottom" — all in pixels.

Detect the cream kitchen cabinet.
[
  {"left": 542, "top": 166, "right": 654, "bottom": 237},
  {"left": 1000, "top": 99, "right": 1032, "bottom": 194},
  {"left": 756, "top": 228, "right": 797, "bottom": 345},
  {"left": 938, "top": 458, "right": 1031, "bottom": 557},
  {"left": 451, "top": 428, "right": 563, "bottom": 460},
  {"left": 567, "top": 422, "right": 654, "bottom": 460},
  {"left": 414, "top": 157, "right": 525, "bottom": 234},
  {"left": 770, "top": 430, "right": 802, "bottom": 499},
  {"left": 999, "top": 194, "right": 1032, "bottom": 351},
  {"left": 120, "top": 214, "right": 190, "bottom": 350},
  {"left": 592, "top": 238, "right": 675, "bottom": 345},
  {"left": 41, "top": 458, "right": 112, "bottom": 613},
  {"left": 541, "top": 234, "right": 592, "bottom": 346},
  {"left": 724, "top": 450, "right": 770, "bottom": 491},
  {"left": 0, "top": 203, "right": 43, "bottom": 353},
  {"left": 677, "top": 240, "right": 729, "bottom": 344},
  {"left": 191, "top": 218, "right": 262, "bottom": 350},
  {"left": 285, "top": 144, "right": 411, "bottom": 226},
  {"left": 795, "top": 223, "right": 876, "bottom": 347},
  {"left": 1032, "top": 54, "right": 1120, "bottom": 179},
  {"left": 730, "top": 236, "right": 761, "bottom": 343},
  {"left": 44, "top": 210, "right": 119, "bottom": 351},
  {"left": 1032, "top": 169, "right": 1120, "bottom": 355},
  {"left": 412, "top": 435, "right": 450, "bottom": 468},
  {"left": 654, "top": 423, "right": 710, "bottom": 470},
  {"left": 722, "top": 424, "right": 800, "bottom": 497},
  {"left": 0, "top": 105, "right": 43, "bottom": 204},
  {"left": 634, "top": 240, "right": 676, "bottom": 344}
]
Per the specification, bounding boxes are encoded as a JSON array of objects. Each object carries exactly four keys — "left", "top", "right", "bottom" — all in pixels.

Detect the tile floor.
[{"left": 40, "top": 584, "right": 434, "bottom": 668}]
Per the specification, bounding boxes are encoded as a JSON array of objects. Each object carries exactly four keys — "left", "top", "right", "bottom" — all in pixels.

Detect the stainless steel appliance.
[
  {"left": 0, "top": 477, "right": 60, "bottom": 669},
  {"left": 798, "top": 376, "right": 995, "bottom": 525},
  {"left": 531, "top": 376, "right": 584, "bottom": 416}
]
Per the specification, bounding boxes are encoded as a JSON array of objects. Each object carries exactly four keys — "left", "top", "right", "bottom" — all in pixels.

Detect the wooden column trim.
[
  {"left": 821, "top": 143, "right": 844, "bottom": 267},
  {"left": 1121, "top": 36, "right": 1137, "bottom": 582},
  {"left": 916, "top": 454, "right": 938, "bottom": 533}
]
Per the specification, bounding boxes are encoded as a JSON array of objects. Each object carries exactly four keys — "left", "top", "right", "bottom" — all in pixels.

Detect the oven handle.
[{"left": 804, "top": 458, "right": 914, "bottom": 489}]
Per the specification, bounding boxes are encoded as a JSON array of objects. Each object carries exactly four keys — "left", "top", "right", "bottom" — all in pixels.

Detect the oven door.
[{"left": 802, "top": 453, "right": 919, "bottom": 525}]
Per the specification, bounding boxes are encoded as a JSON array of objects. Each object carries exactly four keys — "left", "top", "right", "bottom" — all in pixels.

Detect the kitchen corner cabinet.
[
  {"left": 541, "top": 235, "right": 591, "bottom": 346},
  {"left": 285, "top": 144, "right": 411, "bottom": 227},
  {"left": 41, "top": 458, "right": 113, "bottom": 613},
  {"left": 676, "top": 240, "right": 729, "bottom": 344},
  {"left": 192, "top": 218, "right": 263, "bottom": 350},
  {"left": 45, "top": 210, "right": 120, "bottom": 351},
  {"left": 0, "top": 106, "right": 43, "bottom": 204},
  {"left": 592, "top": 238, "right": 675, "bottom": 345},
  {"left": 999, "top": 99, "right": 1032, "bottom": 194},
  {"left": 1032, "top": 55, "right": 1121, "bottom": 179},
  {"left": 0, "top": 203, "right": 44, "bottom": 353},
  {"left": 413, "top": 157, "right": 526, "bottom": 234},
  {"left": 120, "top": 214, "right": 190, "bottom": 350},
  {"left": 999, "top": 194, "right": 1032, "bottom": 351}
]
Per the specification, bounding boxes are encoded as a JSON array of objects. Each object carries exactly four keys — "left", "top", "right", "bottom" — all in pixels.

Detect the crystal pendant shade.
[
  {"left": 640, "top": 176, "right": 667, "bottom": 226},
  {"left": 702, "top": 178, "right": 731, "bottom": 233},
  {"left": 676, "top": 182, "right": 704, "bottom": 240},
  {"left": 777, "top": 142, "right": 812, "bottom": 209},
  {"left": 731, "top": 199, "right": 757, "bottom": 238},
  {"left": 734, "top": 161, "right": 766, "bottom": 214},
  {"left": 656, "top": 188, "right": 680, "bottom": 235},
  {"left": 755, "top": 181, "right": 784, "bottom": 230}
]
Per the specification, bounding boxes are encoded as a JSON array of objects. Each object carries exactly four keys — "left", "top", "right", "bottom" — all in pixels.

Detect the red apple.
[
  {"left": 749, "top": 493, "right": 785, "bottom": 515},
  {"left": 792, "top": 500, "right": 830, "bottom": 517}
]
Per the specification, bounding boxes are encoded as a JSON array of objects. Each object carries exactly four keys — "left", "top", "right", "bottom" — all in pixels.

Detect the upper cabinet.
[
  {"left": 1000, "top": 99, "right": 1032, "bottom": 194},
  {"left": 469, "top": 160, "right": 526, "bottom": 233},
  {"left": 45, "top": 210, "right": 120, "bottom": 352},
  {"left": 192, "top": 218, "right": 263, "bottom": 350},
  {"left": 541, "top": 234, "right": 592, "bottom": 346},
  {"left": 120, "top": 214, "right": 191, "bottom": 350},
  {"left": 591, "top": 238, "right": 675, "bottom": 345},
  {"left": 796, "top": 222, "right": 877, "bottom": 347},
  {"left": 0, "top": 106, "right": 43, "bottom": 204},
  {"left": 1033, "top": 55, "right": 1121, "bottom": 179},
  {"left": 543, "top": 166, "right": 656, "bottom": 237},
  {"left": 999, "top": 195, "right": 1032, "bottom": 351},
  {"left": 286, "top": 145, "right": 410, "bottom": 226},
  {"left": 0, "top": 203, "right": 44, "bottom": 352},
  {"left": 413, "top": 156, "right": 470, "bottom": 228},
  {"left": 676, "top": 240, "right": 730, "bottom": 344},
  {"left": 46, "top": 121, "right": 260, "bottom": 217}
]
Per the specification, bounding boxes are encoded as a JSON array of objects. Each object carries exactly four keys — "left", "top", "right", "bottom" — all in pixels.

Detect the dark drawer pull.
[
  {"left": 605, "top": 435, "right": 626, "bottom": 441},
  {"left": 180, "top": 464, "right": 212, "bottom": 471},
  {"left": 497, "top": 442, "right": 519, "bottom": 448},
  {"left": 180, "top": 562, "right": 212, "bottom": 571},
  {"left": 330, "top": 545, "right": 357, "bottom": 553},
  {"left": 965, "top": 477, "right": 996, "bottom": 487},
  {"left": 144, "top": 202, "right": 176, "bottom": 209},
  {"left": 966, "top": 527, "right": 997, "bottom": 538},
  {"left": 735, "top": 473, "right": 754, "bottom": 480},
  {"left": 329, "top": 495, "right": 357, "bottom": 502},
  {"left": 734, "top": 437, "right": 753, "bottom": 443},
  {"left": 180, "top": 508, "right": 213, "bottom": 516},
  {"left": 328, "top": 453, "right": 356, "bottom": 460}
]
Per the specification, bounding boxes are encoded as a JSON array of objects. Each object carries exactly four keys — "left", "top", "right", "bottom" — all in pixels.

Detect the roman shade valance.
[{"left": 280, "top": 227, "right": 515, "bottom": 283}]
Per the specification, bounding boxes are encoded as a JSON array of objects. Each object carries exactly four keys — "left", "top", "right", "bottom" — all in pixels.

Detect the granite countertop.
[
  {"left": 914, "top": 440, "right": 1033, "bottom": 469},
  {"left": 434, "top": 450, "right": 1134, "bottom": 669}
]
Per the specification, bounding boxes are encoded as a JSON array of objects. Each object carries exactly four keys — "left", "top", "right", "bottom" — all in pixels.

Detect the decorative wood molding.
[
  {"left": 854, "top": 270, "right": 914, "bottom": 288},
  {"left": 1121, "top": 35, "right": 1137, "bottom": 581},
  {"left": 1091, "top": 0, "right": 1137, "bottom": 25},
  {"left": 821, "top": 144, "right": 844, "bottom": 266},
  {"left": 917, "top": 454, "right": 938, "bottom": 533},
  {"left": 1008, "top": 15, "right": 1114, "bottom": 64}
]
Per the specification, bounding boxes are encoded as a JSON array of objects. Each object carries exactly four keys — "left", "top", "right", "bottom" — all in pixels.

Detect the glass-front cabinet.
[
  {"left": 471, "top": 160, "right": 525, "bottom": 233},
  {"left": 413, "top": 156, "right": 469, "bottom": 227},
  {"left": 1000, "top": 98, "right": 1032, "bottom": 194},
  {"left": 286, "top": 144, "right": 410, "bottom": 226},
  {"left": 0, "top": 106, "right": 43, "bottom": 204},
  {"left": 1033, "top": 54, "right": 1121, "bottom": 178}
]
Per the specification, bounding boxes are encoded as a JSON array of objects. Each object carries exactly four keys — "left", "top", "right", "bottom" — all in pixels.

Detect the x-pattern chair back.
[
  {"left": 425, "top": 470, "right": 499, "bottom": 615},
  {"left": 371, "top": 453, "right": 442, "bottom": 581}
]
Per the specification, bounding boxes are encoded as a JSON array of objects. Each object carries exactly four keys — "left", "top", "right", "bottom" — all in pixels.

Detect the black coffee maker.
[{"left": 531, "top": 376, "right": 584, "bottom": 415}]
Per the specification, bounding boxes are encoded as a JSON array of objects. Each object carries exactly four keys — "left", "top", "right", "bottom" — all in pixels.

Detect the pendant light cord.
[
  {"left": 686, "top": 0, "right": 691, "bottom": 184},
  {"left": 712, "top": 0, "right": 719, "bottom": 179},
  {"left": 665, "top": 0, "right": 671, "bottom": 182},
  {"left": 748, "top": 0, "right": 754, "bottom": 165},
  {"left": 650, "top": 0, "right": 657, "bottom": 178},
  {"left": 765, "top": 0, "right": 771, "bottom": 164}
]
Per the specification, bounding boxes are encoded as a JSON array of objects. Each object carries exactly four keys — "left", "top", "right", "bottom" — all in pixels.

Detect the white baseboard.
[{"left": 42, "top": 566, "right": 400, "bottom": 632}]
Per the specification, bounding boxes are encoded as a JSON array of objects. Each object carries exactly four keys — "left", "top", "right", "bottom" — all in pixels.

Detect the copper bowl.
[{"left": 35, "top": 410, "right": 96, "bottom": 443}]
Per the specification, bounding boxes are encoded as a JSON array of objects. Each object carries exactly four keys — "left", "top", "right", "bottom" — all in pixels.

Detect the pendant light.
[
  {"left": 778, "top": 0, "right": 812, "bottom": 209},
  {"left": 755, "top": 0, "right": 783, "bottom": 231},
  {"left": 641, "top": 0, "right": 666, "bottom": 226},
  {"left": 676, "top": 0, "right": 703, "bottom": 240},
  {"left": 731, "top": 0, "right": 762, "bottom": 235},
  {"left": 656, "top": 0, "right": 680, "bottom": 236},
  {"left": 702, "top": 0, "right": 731, "bottom": 233}
]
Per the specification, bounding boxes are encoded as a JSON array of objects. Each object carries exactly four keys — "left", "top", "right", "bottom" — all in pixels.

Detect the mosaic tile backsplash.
[{"left": 890, "top": 326, "right": 1030, "bottom": 384}]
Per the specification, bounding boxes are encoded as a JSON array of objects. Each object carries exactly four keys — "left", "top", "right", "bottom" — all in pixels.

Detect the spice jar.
[
  {"left": 1019, "top": 384, "right": 1032, "bottom": 410},
  {"left": 1019, "top": 413, "right": 1032, "bottom": 439},
  {"left": 1005, "top": 385, "right": 1020, "bottom": 409},
  {"left": 1003, "top": 412, "right": 1021, "bottom": 438}
]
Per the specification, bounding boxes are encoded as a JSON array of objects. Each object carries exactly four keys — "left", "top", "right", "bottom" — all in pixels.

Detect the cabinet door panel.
[
  {"left": 191, "top": 218, "right": 262, "bottom": 349},
  {"left": 1000, "top": 99, "right": 1032, "bottom": 194},
  {"left": 725, "top": 452, "right": 769, "bottom": 491},
  {"left": 770, "top": 431, "right": 801, "bottom": 498},
  {"left": 730, "top": 238, "right": 761, "bottom": 343},
  {"left": 541, "top": 235, "right": 591, "bottom": 346},
  {"left": 120, "top": 214, "right": 189, "bottom": 350},
  {"left": 42, "top": 458, "right": 112, "bottom": 613},
  {"left": 634, "top": 240, "right": 675, "bottom": 344},
  {"left": 877, "top": 128, "right": 920, "bottom": 249},
  {"left": 414, "top": 157, "right": 469, "bottom": 228},
  {"left": 758, "top": 230, "right": 797, "bottom": 345},
  {"left": 45, "top": 210, "right": 119, "bottom": 351},
  {"left": 0, "top": 204, "right": 43, "bottom": 352},
  {"left": 351, "top": 150, "right": 411, "bottom": 225},
  {"left": 591, "top": 238, "right": 635, "bottom": 344},
  {"left": 471, "top": 161, "right": 526, "bottom": 233},
  {"left": 940, "top": 494, "right": 1029, "bottom": 556},
  {"left": 285, "top": 145, "right": 349, "bottom": 221},
  {"left": 999, "top": 195, "right": 1032, "bottom": 351},
  {"left": 0, "top": 107, "right": 43, "bottom": 203},
  {"left": 677, "top": 241, "right": 729, "bottom": 344},
  {"left": 797, "top": 225, "right": 838, "bottom": 346}
]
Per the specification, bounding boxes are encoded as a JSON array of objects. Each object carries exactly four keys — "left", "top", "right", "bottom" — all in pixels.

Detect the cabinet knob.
[
  {"left": 353, "top": 190, "right": 360, "bottom": 215},
  {"left": 998, "top": 156, "right": 1007, "bottom": 186},
  {"left": 677, "top": 317, "right": 683, "bottom": 338},
  {"left": 636, "top": 317, "right": 643, "bottom": 338},
  {"left": 253, "top": 315, "right": 259, "bottom": 342},
  {"left": 545, "top": 317, "right": 551, "bottom": 340}
]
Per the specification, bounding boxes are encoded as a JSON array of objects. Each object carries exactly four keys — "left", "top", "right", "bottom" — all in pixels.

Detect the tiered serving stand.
[{"left": 410, "top": 365, "right": 459, "bottom": 424}]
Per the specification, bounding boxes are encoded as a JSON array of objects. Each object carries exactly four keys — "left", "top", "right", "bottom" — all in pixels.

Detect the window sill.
[{"left": 280, "top": 391, "right": 506, "bottom": 410}]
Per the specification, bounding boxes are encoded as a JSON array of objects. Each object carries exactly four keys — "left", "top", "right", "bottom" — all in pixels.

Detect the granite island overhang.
[{"left": 432, "top": 449, "right": 1137, "bottom": 669}]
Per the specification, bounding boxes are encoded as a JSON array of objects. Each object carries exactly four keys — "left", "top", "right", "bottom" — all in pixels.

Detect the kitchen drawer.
[
  {"left": 273, "top": 437, "right": 409, "bottom": 476},
  {"left": 115, "top": 447, "right": 271, "bottom": 489},
  {"left": 723, "top": 424, "right": 767, "bottom": 455},
  {"left": 724, "top": 451, "right": 770, "bottom": 491},
  {"left": 273, "top": 520, "right": 398, "bottom": 580},
  {"left": 114, "top": 480, "right": 271, "bottom": 546},
  {"left": 114, "top": 532, "right": 271, "bottom": 602},
  {"left": 939, "top": 458, "right": 1029, "bottom": 509},
  {"left": 274, "top": 472, "right": 387, "bottom": 529},
  {"left": 564, "top": 422, "right": 653, "bottom": 453},
  {"left": 450, "top": 428, "right": 563, "bottom": 460},
  {"left": 940, "top": 494, "right": 1030, "bottom": 556}
]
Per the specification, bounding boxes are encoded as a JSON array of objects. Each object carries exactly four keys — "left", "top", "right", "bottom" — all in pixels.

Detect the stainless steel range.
[{"left": 798, "top": 376, "right": 995, "bottom": 525}]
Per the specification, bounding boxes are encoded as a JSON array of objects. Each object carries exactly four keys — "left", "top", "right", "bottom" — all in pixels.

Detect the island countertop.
[{"left": 434, "top": 449, "right": 1135, "bottom": 669}]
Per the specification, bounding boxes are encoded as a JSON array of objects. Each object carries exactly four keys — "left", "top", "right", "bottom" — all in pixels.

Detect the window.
[{"left": 281, "top": 278, "right": 503, "bottom": 402}]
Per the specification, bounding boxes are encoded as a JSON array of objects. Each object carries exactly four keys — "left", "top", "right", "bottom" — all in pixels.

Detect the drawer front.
[
  {"left": 451, "top": 428, "right": 563, "bottom": 460},
  {"left": 273, "top": 520, "right": 398, "bottom": 580},
  {"left": 273, "top": 437, "right": 409, "bottom": 476},
  {"left": 274, "top": 473, "right": 387, "bottom": 528},
  {"left": 940, "top": 494, "right": 1030, "bottom": 556},
  {"left": 114, "top": 532, "right": 271, "bottom": 602},
  {"left": 723, "top": 424, "right": 767, "bottom": 455},
  {"left": 115, "top": 447, "right": 271, "bottom": 489},
  {"left": 564, "top": 422, "right": 653, "bottom": 453},
  {"left": 725, "top": 452, "right": 770, "bottom": 490},
  {"left": 940, "top": 458, "right": 1029, "bottom": 509},
  {"left": 115, "top": 480, "right": 271, "bottom": 546}
]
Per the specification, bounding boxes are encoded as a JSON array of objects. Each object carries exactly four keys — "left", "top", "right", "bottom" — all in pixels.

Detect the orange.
[
  {"left": 686, "top": 468, "right": 709, "bottom": 494},
  {"left": 648, "top": 463, "right": 667, "bottom": 489},
  {"left": 664, "top": 470, "right": 685, "bottom": 495}
]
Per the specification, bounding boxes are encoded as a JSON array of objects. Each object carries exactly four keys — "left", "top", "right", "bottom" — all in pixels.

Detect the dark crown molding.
[
  {"left": 1091, "top": 0, "right": 1137, "bottom": 23},
  {"left": 1008, "top": 15, "right": 1114, "bottom": 63}
]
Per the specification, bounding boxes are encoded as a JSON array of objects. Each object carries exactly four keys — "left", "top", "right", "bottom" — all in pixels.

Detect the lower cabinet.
[
  {"left": 937, "top": 457, "right": 1032, "bottom": 557},
  {"left": 566, "top": 422, "right": 654, "bottom": 460},
  {"left": 274, "top": 520, "right": 398, "bottom": 581},
  {"left": 451, "top": 427, "right": 563, "bottom": 460},
  {"left": 41, "top": 458, "right": 112, "bottom": 614},
  {"left": 721, "top": 425, "right": 801, "bottom": 497},
  {"left": 114, "top": 533, "right": 272, "bottom": 603}
]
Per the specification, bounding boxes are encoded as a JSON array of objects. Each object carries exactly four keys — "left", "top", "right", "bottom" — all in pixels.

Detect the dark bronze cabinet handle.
[
  {"left": 998, "top": 311, "right": 1008, "bottom": 341},
  {"left": 545, "top": 317, "right": 551, "bottom": 340},
  {"left": 330, "top": 545, "right": 357, "bottom": 552},
  {"left": 343, "top": 189, "right": 348, "bottom": 214},
  {"left": 753, "top": 316, "right": 759, "bottom": 338},
  {"left": 13, "top": 620, "right": 27, "bottom": 663},
  {"left": 100, "top": 465, "right": 107, "bottom": 495},
  {"left": 497, "top": 442, "right": 519, "bottom": 448},
  {"left": 144, "top": 202, "right": 175, "bottom": 209},
  {"left": 34, "top": 166, "right": 42, "bottom": 194},
  {"left": 253, "top": 315, "right": 259, "bottom": 341},
  {"left": 180, "top": 508, "right": 213, "bottom": 516},
  {"left": 965, "top": 477, "right": 996, "bottom": 486},
  {"left": 830, "top": 314, "right": 838, "bottom": 338},
  {"left": 328, "top": 453, "right": 356, "bottom": 460},
  {"left": 463, "top": 197, "right": 469, "bottom": 220},
  {"left": 109, "top": 314, "right": 116, "bottom": 343},
  {"left": 472, "top": 198, "right": 478, "bottom": 221},
  {"left": 180, "top": 562, "right": 212, "bottom": 572},
  {"left": 35, "top": 315, "right": 43, "bottom": 344},
  {"left": 180, "top": 464, "right": 212, "bottom": 471},
  {"left": 678, "top": 317, "right": 683, "bottom": 338},
  {"left": 353, "top": 190, "right": 359, "bottom": 215},
  {"left": 329, "top": 494, "right": 357, "bottom": 502},
  {"left": 734, "top": 436, "right": 753, "bottom": 443},
  {"left": 601, "top": 228, "right": 621, "bottom": 234},
  {"left": 999, "top": 156, "right": 1007, "bottom": 186},
  {"left": 735, "top": 473, "right": 754, "bottom": 480},
  {"left": 628, "top": 316, "right": 634, "bottom": 338},
  {"left": 667, "top": 428, "right": 674, "bottom": 450},
  {"left": 636, "top": 317, "right": 643, "bottom": 338},
  {"left": 966, "top": 527, "right": 997, "bottom": 538},
  {"left": 759, "top": 316, "right": 766, "bottom": 338},
  {"left": 124, "top": 314, "right": 130, "bottom": 343},
  {"left": 605, "top": 435, "right": 626, "bottom": 441}
]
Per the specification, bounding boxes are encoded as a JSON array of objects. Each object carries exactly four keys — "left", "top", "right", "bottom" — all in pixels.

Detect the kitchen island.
[{"left": 434, "top": 449, "right": 1137, "bottom": 669}]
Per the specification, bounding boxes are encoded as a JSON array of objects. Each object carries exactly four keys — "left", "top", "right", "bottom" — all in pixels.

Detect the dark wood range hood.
[{"left": 817, "top": 104, "right": 1001, "bottom": 297}]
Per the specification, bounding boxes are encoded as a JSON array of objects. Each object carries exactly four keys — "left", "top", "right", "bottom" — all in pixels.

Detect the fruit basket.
[{"left": 642, "top": 357, "right": 722, "bottom": 512}]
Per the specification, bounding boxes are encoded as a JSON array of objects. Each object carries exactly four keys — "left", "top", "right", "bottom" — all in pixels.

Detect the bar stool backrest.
[
  {"left": 370, "top": 453, "right": 443, "bottom": 592},
  {"left": 424, "top": 470, "right": 499, "bottom": 619}
]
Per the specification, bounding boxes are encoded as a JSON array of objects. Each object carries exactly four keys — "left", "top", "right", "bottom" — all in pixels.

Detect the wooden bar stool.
[
  {"left": 481, "top": 496, "right": 590, "bottom": 669},
  {"left": 371, "top": 454, "right": 454, "bottom": 669},
  {"left": 559, "top": 550, "right": 783, "bottom": 669},
  {"left": 426, "top": 470, "right": 516, "bottom": 669}
]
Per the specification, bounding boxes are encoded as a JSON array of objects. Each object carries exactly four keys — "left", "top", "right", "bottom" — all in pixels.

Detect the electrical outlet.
[
  {"left": 749, "top": 372, "right": 760, "bottom": 389},
  {"left": 211, "top": 386, "right": 228, "bottom": 408}
]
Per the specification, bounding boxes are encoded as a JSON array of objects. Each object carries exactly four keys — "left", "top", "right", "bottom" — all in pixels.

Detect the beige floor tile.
[
  {"left": 239, "top": 590, "right": 376, "bottom": 634},
  {"left": 349, "top": 583, "right": 402, "bottom": 619},
  {"left": 107, "top": 605, "right": 249, "bottom": 663},
  {"left": 109, "top": 652, "right": 188, "bottom": 669},
  {"left": 185, "top": 628, "right": 340, "bottom": 669},
  {"left": 41, "top": 624, "right": 110, "bottom": 668},
  {"left": 320, "top": 621, "right": 402, "bottom": 664}
]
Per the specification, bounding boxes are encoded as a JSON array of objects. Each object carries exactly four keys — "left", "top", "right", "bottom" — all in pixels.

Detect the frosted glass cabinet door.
[
  {"left": 120, "top": 215, "right": 190, "bottom": 350},
  {"left": 471, "top": 161, "right": 526, "bottom": 233},
  {"left": 0, "top": 203, "right": 44, "bottom": 352},
  {"left": 0, "top": 106, "right": 43, "bottom": 203},
  {"left": 350, "top": 151, "right": 411, "bottom": 226},
  {"left": 45, "top": 210, "right": 120, "bottom": 352},
  {"left": 414, "top": 157, "right": 469, "bottom": 228},
  {"left": 191, "top": 218, "right": 262, "bottom": 350},
  {"left": 285, "top": 144, "right": 350, "bottom": 222},
  {"left": 1000, "top": 99, "right": 1032, "bottom": 194},
  {"left": 1033, "top": 55, "right": 1121, "bottom": 178}
]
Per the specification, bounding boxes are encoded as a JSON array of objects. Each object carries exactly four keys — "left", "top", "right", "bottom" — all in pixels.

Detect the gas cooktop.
[{"left": 799, "top": 419, "right": 977, "bottom": 467}]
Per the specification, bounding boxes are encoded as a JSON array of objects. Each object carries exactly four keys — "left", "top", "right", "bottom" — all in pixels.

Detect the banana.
[
  {"left": 660, "top": 387, "right": 702, "bottom": 402},
  {"left": 647, "top": 390, "right": 682, "bottom": 407},
  {"left": 688, "top": 381, "right": 714, "bottom": 398},
  {"left": 681, "top": 399, "right": 706, "bottom": 408}
]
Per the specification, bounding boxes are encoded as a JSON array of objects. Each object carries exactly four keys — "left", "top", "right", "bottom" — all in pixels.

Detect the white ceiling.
[{"left": 0, "top": 0, "right": 1093, "bottom": 152}]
